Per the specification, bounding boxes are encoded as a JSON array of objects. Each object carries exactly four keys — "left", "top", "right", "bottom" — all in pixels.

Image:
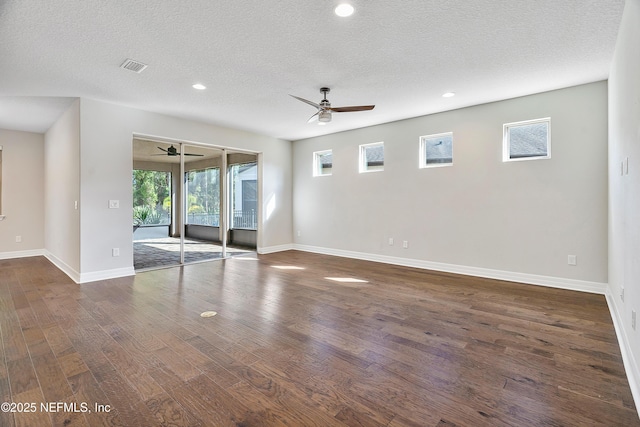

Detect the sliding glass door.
[{"left": 132, "top": 138, "right": 258, "bottom": 271}]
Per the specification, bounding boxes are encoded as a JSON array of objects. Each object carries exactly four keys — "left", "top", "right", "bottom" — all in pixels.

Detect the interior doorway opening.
[{"left": 132, "top": 138, "right": 258, "bottom": 271}]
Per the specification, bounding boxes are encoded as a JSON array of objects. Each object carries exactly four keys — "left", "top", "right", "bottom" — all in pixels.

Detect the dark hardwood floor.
[{"left": 0, "top": 251, "right": 638, "bottom": 426}]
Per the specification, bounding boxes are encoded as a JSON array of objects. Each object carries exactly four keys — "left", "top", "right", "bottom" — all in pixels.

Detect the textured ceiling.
[{"left": 0, "top": 0, "right": 625, "bottom": 141}]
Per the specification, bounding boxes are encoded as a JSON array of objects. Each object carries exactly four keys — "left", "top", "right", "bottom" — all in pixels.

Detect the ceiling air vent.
[{"left": 120, "top": 58, "right": 147, "bottom": 73}]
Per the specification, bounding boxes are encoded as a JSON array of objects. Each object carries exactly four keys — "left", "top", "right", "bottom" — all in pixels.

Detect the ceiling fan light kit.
[
  {"left": 290, "top": 87, "right": 374, "bottom": 125},
  {"left": 318, "top": 110, "right": 332, "bottom": 123}
]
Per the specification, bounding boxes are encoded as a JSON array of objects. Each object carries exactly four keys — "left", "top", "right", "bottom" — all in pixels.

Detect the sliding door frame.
[{"left": 133, "top": 134, "right": 261, "bottom": 268}]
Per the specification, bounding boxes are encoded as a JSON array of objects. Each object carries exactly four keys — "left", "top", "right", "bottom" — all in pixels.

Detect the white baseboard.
[
  {"left": 0, "top": 250, "right": 84, "bottom": 286},
  {"left": 258, "top": 243, "right": 295, "bottom": 254},
  {"left": 79, "top": 266, "right": 135, "bottom": 283},
  {"left": 44, "top": 250, "right": 135, "bottom": 283},
  {"left": 43, "top": 251, "right": 81, "bottom": 283},
  {"left": 605, "top": 286, "right": 640, "bottom": 410},
  {"left": 0, "top": 249, "right": 45, "bottom": 260},
  {"left": 292, "top": 244, "right": 607, "bottom": 295}
]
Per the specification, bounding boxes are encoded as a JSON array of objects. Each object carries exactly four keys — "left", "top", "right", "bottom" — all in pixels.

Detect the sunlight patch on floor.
[{"left": 325, "top": 277, "right": 368, "bottom": 283}]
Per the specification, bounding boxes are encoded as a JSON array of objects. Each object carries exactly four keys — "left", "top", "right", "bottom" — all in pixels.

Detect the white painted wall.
[
  {"left": 0, "top": 129, "right": 44, "bottom": 256},
  {"left": 293, "top": 82, "right": 608, "bottom": 288},
  {"left": 78, "top": 98, "right": 292, "bottom": 279},
  {"left": 608, "top": 0, "right": 640, "bottom": 404},
  {"left": 44, "top": 100, "right": 81, "bottom": 276}
]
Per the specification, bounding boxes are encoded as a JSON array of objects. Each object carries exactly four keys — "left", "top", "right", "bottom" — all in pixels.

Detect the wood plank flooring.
[{"left": 0, "top": 251, "right": 638, "bottom": 426}]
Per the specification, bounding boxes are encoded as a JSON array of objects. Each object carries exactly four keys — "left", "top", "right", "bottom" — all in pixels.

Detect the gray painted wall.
[
  {"left": 608, "top": 0, "right": 640, "bottom": 403},
  {"left": 0, "top": 129, "right": 44, "bottom": 255},
  {"left": 78, "top": 98, "right": 292, "bottom": 278},
  {"left": 44, "top": 100, "right": 80, "bottom": 273},
  {"left": 293, "top": 82, "right": 608, "bottom": 284}
]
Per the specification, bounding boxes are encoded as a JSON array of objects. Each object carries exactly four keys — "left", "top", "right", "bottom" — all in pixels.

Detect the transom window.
[
  {"left": 359, "top": 142, "right": 384, "bottom": 173},
  {"left": 503, "top": 118, "right": 550, "bottom": 161},
  {"left": 313, "top": 150, "right": 333, "bottom": 176},
  {"left": 420, "top": 132, "right": 453, "bottom": 168}
]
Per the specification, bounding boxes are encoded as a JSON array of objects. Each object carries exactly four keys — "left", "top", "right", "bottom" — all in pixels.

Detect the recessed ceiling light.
[
  {"left": 192, "top": 83, "right": 206, "bottom": 90},
  {"left": 442, "top": 92, "right": 455, "bottom": 98},
  {"left": 335, "top": 3, "right": 354, "bottom": 17}
]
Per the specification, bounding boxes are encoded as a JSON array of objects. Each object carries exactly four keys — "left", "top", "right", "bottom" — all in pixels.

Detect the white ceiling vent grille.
[{"left": 120, "top": 58, "right": 147, "bottom": 73}]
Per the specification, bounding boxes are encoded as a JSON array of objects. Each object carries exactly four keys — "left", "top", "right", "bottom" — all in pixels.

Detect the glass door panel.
[
  {"left": 183, "top": 144, "right": 226, "bottom": 263},
  {"left": 132, "top": 140, "right": 181, "bottom": 270}
]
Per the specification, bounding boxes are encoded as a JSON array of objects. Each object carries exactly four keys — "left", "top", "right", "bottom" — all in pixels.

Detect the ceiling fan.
[
  {"left": 153, "top": 145, "right": 203, "bottom": 157},
  {"left": 290, "top": 87, "right": 374, "bottom": 124}
]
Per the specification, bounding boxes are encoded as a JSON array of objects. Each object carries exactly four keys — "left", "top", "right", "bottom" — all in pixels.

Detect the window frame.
[
  {"left": 312, "top": 149, "right": 333, "bottom": 177},
  {"left": 503, "top": 117, "right": 551, "bottom": 162},
  {"left": 359, "top": 142, "right": 384, "bottom": 173},
  {"left": 419, "top": 132, "right": 453, "bottom": 168}
]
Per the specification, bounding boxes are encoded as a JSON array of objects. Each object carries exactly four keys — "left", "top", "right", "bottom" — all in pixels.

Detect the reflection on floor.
[{"left": 134, "top": 226, "right": 253, "bottom": 270}]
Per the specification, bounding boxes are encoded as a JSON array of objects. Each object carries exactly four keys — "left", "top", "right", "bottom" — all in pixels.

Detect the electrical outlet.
[
  {"left": 112, "top": 248, "right": 120, "bottom": 257},
  {"left": 388, "top": 238, "right": 394, "bottom": 246},
  {"left": 403, "top": 240, "right": 409, "bottom": 249},
  {"left": 621, "top": 288, "right": 625, "bottom": 302},
  {"left": 109, "top": 200, "right": 120, "bottom": 209},
  {"left": 297, "top": 230, "right": 301, "bottom": 237},
  {"left": 633, "top": 310, "right": 636, "bottom": 330},
  {"left": 568, "top": 255, "right": 577, "bottom": 266},
  {"left": 15, "top": 236, "right": 22, "bottom": 243}
]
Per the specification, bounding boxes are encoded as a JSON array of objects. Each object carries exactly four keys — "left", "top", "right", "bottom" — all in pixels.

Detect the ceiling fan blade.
[
  {"left": 157, "top": 146, "right": 169, "bottom": 152},
  {"left": 184, "top": 153, "right": 204, "bottom": 156},
  {"left": 290, "top": 95, "right": 320, "bottom": 109},
  {"left": 329, "top": 105, "right": 375, "bottom": 113},
  {"left": 307, "top": 111, "right": 320, "bottom": 123}
]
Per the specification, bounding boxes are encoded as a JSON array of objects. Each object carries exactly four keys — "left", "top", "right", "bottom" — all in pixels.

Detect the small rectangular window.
[
  {"left": 503, "top": 118, "right": 550, "bottom": 161},
  {"left": 313, "top": 150, "right": 332, "bottom": 176},
  {"left": 420, "top": 132, "right": 453, "bottom": 168},
  {"left": 359, "top": 142, "right": 384, "bottom": 173}
]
